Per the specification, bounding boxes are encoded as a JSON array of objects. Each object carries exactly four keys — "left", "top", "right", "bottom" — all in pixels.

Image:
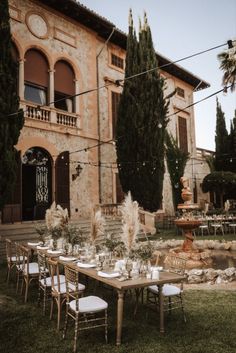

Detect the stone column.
[
  {"left": 18, "top": 59, "right": 24, "bottom": 100},
  {"left": 74, "top": 79, "right": 80, "bottom": 114},
  {"left": 49, "top": 69, "right": 54, "bottom": 108}
]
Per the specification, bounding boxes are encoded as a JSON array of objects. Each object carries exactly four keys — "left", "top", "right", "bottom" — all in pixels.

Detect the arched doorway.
[{"left": 22, "top": 147, "right": 52, "bottom": 221}]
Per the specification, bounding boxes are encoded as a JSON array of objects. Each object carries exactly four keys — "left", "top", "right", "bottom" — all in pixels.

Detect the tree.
[
  {"left": 165, "top": 132, "right": 189, "bottom": 210},
  {"left": 202, "top": 171, "right": 236, "bottom": 208},
  {"left": 116, "top": 10, "right": 169, "bottom": 212},
  {"left": 0, "top": 0, "right": 24, "bottom": 210},
  {"left": 218, "top": 40, "right": 236, "bottom": 93},
  {"left": 214, "top": 98, "right": 230, "bottom": 171},
  {"left": 229, "top": 110, "right": 236, "bottom": 173}
]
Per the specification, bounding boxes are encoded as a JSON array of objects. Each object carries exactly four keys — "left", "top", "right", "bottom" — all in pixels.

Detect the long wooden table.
[
  {"left": 62, "top": 262, "right": 185, "bottom": 345},
  {"left": 27, "top": 244, "right": 185, "bottom": 345}
]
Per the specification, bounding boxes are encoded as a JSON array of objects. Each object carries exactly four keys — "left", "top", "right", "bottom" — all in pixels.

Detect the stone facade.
[{"left": 3, "top": 0, "right": 210, "bottom": 222}]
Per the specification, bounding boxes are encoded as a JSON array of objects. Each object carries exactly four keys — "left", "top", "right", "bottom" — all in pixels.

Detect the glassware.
[{"left": 125, "top": 258, "right": 133, "bottom": 279}]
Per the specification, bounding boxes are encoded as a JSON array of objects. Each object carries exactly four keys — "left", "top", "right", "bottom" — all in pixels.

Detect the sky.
[{"left": 80, "top": 0, "right": 236, "bottom": 151}]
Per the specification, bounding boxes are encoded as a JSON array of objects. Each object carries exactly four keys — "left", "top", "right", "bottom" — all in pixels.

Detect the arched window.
[
  {"left": 54, "top": 60, "right": 75, "bottom": 113},
  {"left": 24, "top": 49, "right": 49, "bottom": 106}
]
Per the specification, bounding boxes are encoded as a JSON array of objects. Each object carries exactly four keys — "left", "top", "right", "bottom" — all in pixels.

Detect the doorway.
[{"left": 22, "top": 147, "right": 52, "bottom": 221}]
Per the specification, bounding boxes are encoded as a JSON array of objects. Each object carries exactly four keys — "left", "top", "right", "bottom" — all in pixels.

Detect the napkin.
[
  {"left": 37, "top": 245, "right": 49, "bottom": 250},
  {"left": 76, "top": 262, "right": 96, "bottom": 268},
  {"left": 47, "top": 249, "right": 62, "bottom": 254},
  {"left": 28, "top": 242, "right": 41, "bottom": 246},
  {"left": 59, "top": 256, "right": 77, "bottom": 262},
  {"left": 97, "top": 271, "right": 120, "bottom": 278}
]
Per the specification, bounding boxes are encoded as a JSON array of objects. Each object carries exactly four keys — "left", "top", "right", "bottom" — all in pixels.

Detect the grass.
[{"left": 0, "top": 264, "right": 236, "bottom": 353}]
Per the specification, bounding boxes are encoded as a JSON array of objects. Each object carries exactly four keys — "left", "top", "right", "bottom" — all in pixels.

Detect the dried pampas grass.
[
  {"left": 120, "top": 191, "right": 140, "bottom": 253},
  {"left": 90, "top": 207, "right": 106, "bottom": 244},
  {"left": 45, "top": 201, "right": 69, "bottom": 230}
]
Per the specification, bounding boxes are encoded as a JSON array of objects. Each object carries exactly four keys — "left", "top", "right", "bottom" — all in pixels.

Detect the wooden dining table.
[{"left": 26, "top": 243, "right": 185, "bottom": 345}]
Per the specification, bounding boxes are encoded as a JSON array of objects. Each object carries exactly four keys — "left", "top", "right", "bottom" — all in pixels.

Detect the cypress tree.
[
  {"left": 215, "top": 98, "right": 229, "bottom": 171},
  {"left": 229, "top": 110, "right": 236, "bottom": 173},
  {"left": 0, "top": 0, "right": 24, "bottom": 210},
  {"left": 116, "top": 11, "right": 169, "bottom": 212},
  {"left": 165, "top": 132, "right": 189, "bottom": 210}
]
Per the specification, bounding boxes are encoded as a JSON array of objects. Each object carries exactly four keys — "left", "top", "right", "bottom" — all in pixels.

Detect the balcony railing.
[{"left": 22, "top": 102, "right": 80, "bottom": 129}]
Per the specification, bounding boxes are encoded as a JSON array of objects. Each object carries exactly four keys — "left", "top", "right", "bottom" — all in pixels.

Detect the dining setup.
[{"left": 5, "top": 194, "right": 186, "bottom": 351}]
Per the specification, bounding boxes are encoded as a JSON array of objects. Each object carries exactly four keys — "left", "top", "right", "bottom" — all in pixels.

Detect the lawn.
[{"left": 0, "top": 264, "right": 235, "bottom": 353}]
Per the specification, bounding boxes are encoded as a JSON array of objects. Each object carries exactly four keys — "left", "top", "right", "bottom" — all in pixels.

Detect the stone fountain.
[{"left": 173, "top": 177, "right": 212, "bottom": 269}]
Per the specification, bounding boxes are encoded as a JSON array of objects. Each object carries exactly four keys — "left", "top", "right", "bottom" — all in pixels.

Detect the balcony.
[{"left": 22, "top": 101, "right": 81, "bottom": 130}]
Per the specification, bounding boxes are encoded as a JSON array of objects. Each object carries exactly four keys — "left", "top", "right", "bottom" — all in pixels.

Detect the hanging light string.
[
  {"left": 68, "top": 84, "right": 231, "bottom": 156},
  {"left": 70, "top": 155, "right": 236, "bottom": 170},
  {"left": 7, "top": 41, "right": 230, "bottom": 118}
]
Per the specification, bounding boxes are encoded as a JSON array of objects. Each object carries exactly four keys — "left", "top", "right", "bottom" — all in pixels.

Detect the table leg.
[
  {"left": 158, "top": 284, "right": 165, "bottom": 333},
  {"left": 116, "top": 290, "right": 124, "bottom": 345}
]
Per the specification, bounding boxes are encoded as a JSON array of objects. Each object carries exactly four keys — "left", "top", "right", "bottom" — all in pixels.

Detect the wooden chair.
[
  {"left": 15, "top": 242, "right": 24, "bottom": 293},
  {"left": 210, "top": 220, "right": 224, "bottom": 236},
  {"left": 147, "top": 254, "right": 187, "bottom": 322},
  {"left": 63, "top": 264, "right": 108, "bottom": 352},
  {"left": 20, "top": 245, "right": 39, "bottom": 303},
  {"left": 5, "top": 238, "right": 17, "bottom": 284},
  {"left": 47, "top": 258, "right": 85, "bottom": 331},
  {"left": 37, "top": 252, "right": 66, "bottom": 315}
]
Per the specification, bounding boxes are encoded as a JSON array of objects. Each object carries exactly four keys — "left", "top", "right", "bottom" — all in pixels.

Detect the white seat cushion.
[
  {"left": 23, "top": 262, "right": 39, "bottom": 275},
  {"left": 148, "top": 284, "right": 181, "bottom": 296},
  {"left": 69, "top": 295, "right": 108, "bottom": 314},
  {"left": 8, "top": 255, "right": 24, "bottom": 262},
  {"left": 53, "top": 282, "right": 85, "bottom": 294},
  {"left": 40, "top": 275, "right": 66, "bottom": 287}
]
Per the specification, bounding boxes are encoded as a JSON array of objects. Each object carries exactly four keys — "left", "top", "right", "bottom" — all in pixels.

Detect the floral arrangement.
[
  {"left": 45, "top": 201, "right": 69, "bottom": 231},
  {"left": 90, "top": 207, "right": 106, "bottom": 244},
  {"left": 35, "top": 225, "right": 48, "bottom": 244},
  {"left": 64, "top": 224, "right": 85, "bottom": 246},
  {"left": 104, "top": 233, "right": 125, "bottom": 254},
  {"left": 120, "top": 191, "right": 140, "bottom": 254},
  {"left": 132, "top": 242, "right": 153, "bottom": 261}
]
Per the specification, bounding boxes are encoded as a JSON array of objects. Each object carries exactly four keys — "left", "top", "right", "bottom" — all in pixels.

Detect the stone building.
[{"left": 2, "top": 0, "right": 210, "bottom": 223}]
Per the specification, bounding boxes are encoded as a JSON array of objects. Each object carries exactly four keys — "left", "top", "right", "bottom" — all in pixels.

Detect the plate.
[
  {"left": 47, "top": 249, "right": 62, "bottom": 254},
  {"left": 28, "top": 242, "right": 41, "bottom": 246},
  {"left": 76, "top": 262, "right": 96, "bottom": 268},
  {"left": 97, "top": 271, "right": 120, "bottom": 278},
  {"left": 37, "top": 245, "right": 49, "bottom": 250},
  {"left": 59, "top": 256, "right": 77, "bottom": 262}
]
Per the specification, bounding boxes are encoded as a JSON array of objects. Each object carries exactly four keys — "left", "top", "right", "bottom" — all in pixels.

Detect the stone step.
[{"left": 0, "top": 217, "right": 150, "bottom": 262}]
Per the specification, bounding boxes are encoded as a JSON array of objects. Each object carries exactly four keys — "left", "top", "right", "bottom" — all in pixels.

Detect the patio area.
[{"left": 0, "top": 263, "right": 235, "bottom": 353}]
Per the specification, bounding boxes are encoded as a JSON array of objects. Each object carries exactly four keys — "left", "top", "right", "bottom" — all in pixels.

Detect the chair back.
[
  {"left": 6, "top": 238, "right": 15, "bottom": 264},
  {"left": 37, "top": 252, "right": 48, "bottom": 285},
  {"left": 64, "top": 265, "right": 80, "bottom": 310},
  {"left": 164, "top": 254, "right": 186, "bottom": 276},
  {"left": 47, "top": 258, "right": 62, "bottom": 293},
  {"left": 20, "top": 245, "right": 31, "bottom": 276}
]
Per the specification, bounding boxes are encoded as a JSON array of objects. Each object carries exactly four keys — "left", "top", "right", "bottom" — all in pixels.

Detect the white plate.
[
  {"left": 28, "top": 242, "right": 41, "bottom": 246},
  {"left": 59, "top": 256, "right": 77, "bottom": 262},
  {"left": 47, "top": 250, "right": 62, "bottom": 254},
  {"left": 37, "top": 246, "right": 49, "bottom": 250},
  {"left": 77, "top": 262, "right": 96, "bottom": 268},
  {"left": 97, "top": 271, "right": 120, "bottom": 278}
]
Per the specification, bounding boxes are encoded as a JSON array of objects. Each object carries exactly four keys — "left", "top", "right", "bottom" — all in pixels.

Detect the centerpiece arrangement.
[{"left": 36, "top": 201, "right": 85, "bottom": 252}]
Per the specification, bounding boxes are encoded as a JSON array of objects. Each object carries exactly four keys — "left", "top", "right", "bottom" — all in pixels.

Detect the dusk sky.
[{"left": 81, "top": 0, "right": 236, "bottom": 151}]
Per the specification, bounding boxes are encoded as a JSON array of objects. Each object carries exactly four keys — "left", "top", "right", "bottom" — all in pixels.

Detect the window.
[
  {"left": 176, "top": 86, "right": 185, "bottom": 98},
  {"left": 24, "top": 83, "right": 46, "bottom": 105},
  {"left": 54, "top": 60, "right": 75, "bottom": 113},
  {"left": 24, "top": 49, "right": 49, "bottom": 105},
  {"left": 111, "top": 53, "right": 124, "bottom": 70},
  {"left": 111, "top": 91, "right": 120, "bottom": 138},
  {"left": 178, "top": 116, "right": 188, "bottom": 153}
]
